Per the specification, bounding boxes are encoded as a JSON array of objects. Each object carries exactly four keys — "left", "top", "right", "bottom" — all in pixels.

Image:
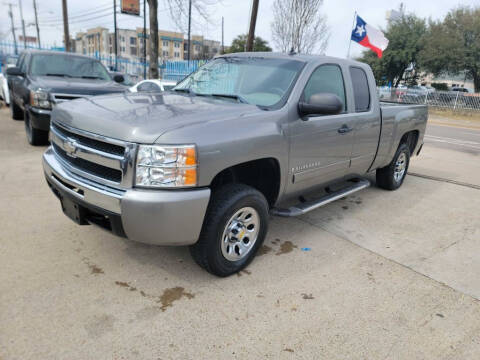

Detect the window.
[
  {"left": 174, "top": 42, "right": 180, "bottom": 48},
  {"left": 303, "top": 64, "right": 346, "bottom": 113},
  {"left": 163, "top": 40, "right": 169, "bottom": 47},
  {"left": 130, "top": 47, "right": 137, "bottom": 55},
  {"left": 174, "top": 52, "right": 180, "bottom": 58},
  {"left": 121, "top": 36, "right": 125, "bottom": 42},
  {"left": 349, "top": 67, "right": 370, "bottom": 112},
  {"left": 130, "top": 37, "right": 136, "bottom": 45},
  {"left": 162, "top": 50, "right": 169, "bottom": 57}
]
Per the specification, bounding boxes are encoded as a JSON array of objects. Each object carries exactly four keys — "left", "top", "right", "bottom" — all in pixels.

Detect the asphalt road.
[
  {"left": 425, "top": 123, "right": 480, "bottom": 155},
  {"left": 1, "top": 107, "right": 479, "bottom": 359}
]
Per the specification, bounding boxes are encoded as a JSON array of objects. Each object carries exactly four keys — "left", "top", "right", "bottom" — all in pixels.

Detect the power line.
[{"left": 40, "top": 2, "right": 112, "bottom": 21}]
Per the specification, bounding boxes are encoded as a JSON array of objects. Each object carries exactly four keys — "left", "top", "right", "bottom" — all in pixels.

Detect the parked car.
[
  {"left": 0, "top": 55, "right": 19, "bottom": 105},
  {"left": 43, "top": 53, "right": 427, "bottom": 276},
  {"left": 7, "top": 50, "right": 128, "bottom": 145},
  {"left": 129, "top": 79, "right": 177, "bottom": 92}
]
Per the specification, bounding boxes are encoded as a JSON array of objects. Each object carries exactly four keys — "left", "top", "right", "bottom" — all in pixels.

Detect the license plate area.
[{"left": 61, "top": 196, "right": 88, "bottom": 225}]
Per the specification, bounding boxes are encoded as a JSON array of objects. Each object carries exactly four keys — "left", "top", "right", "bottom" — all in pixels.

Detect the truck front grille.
[
  {"left": 50, "top": 121, "right": 136, "bottom": 188},
  {"left": 52, "top": 122, "right": 125, "bottom": 156},
  {"left": 52, "top": 143, "right": 122, "bottom": 182}
]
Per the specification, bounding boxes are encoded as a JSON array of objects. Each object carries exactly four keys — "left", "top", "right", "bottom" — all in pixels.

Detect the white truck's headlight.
[
  {"left": 135, "top": 145, "right": 197, "bottom": 187},
  {"left": 30, "top": 90, "right": 51, "bottom": 109}
]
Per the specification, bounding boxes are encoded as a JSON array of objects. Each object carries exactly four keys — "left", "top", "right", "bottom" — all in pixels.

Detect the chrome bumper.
[{"left": 43, "top": 147, "right": 211, "bottom": 246}]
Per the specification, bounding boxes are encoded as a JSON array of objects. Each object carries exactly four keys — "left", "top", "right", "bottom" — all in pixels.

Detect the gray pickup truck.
[{"left": 43, "top": 53, "right": 427, "bottom": 276}]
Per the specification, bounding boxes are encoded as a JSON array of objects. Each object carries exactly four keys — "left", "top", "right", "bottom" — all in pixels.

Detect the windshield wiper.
[
  {"left": 78, "top": 75, "right": 103, "bottom": 79},
  {"left": 45, "top": 73, "right": 71, "bottom": 78},
  {"left": 173, "top": 88, "right": 196, "bottom": 95},
  {"left": 211, "top": 93, "right": 249, "bottom": 104}
]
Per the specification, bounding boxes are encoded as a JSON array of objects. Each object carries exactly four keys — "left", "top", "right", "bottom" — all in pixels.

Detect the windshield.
[
  {"left": 174, "top": 57, "right": 304, "bottom": 107},
  {"left": 30, "top": 54, "right": 111, "bottom": 81}
]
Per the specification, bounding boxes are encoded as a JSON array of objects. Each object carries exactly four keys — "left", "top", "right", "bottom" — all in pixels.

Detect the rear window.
[{"left": 350, "top": 67, "right": 370, "bottom": 112}]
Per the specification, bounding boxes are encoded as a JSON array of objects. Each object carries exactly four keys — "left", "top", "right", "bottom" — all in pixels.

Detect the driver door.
[{"left": 287, "top": 64, "right": 356, "bottom": 195}]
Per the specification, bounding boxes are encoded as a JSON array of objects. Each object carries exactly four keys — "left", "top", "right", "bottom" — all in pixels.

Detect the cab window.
[
  {"left": 349, "top": 67, "right": 370, "bottom": 112},
  {"left": 303, "top": 64, "right": 346, "bottom": 113}
]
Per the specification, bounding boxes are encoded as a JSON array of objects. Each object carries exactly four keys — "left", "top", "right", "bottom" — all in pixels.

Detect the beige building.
[
  {"left": 74, "top": 27, "right": 110, "bottom": 56},
  {"left": 159, "top": 30, "right": 184, "bottom": 60}
]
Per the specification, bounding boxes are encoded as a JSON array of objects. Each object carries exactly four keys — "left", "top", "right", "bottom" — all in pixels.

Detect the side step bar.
[{"left": 271, "top": 179, "right": 371, "bottom": 217}]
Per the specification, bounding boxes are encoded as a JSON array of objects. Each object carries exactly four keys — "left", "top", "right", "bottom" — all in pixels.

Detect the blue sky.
[{"left": 0, "top": 0, "right": 478, "bottom": 58}]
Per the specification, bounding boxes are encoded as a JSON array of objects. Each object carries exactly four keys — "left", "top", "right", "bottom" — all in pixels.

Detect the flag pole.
[{"left": 346, "top": 11, "right": 357, "bottom": 59}]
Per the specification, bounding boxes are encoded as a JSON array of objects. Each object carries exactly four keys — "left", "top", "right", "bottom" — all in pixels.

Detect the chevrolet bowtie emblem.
[{"left": 64, "top": 137, "right": 78, "bottom": 158}]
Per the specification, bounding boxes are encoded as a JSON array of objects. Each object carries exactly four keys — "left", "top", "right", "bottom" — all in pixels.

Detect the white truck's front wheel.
[{"left": 190, "top": 183, "right": 269, "bottom": 277}]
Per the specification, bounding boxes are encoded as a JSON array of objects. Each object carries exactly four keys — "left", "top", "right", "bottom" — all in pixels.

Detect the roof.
[
  {"left": 219, "top": 51, "right": 365, "bottom": 67},
  {"left": 19, "top": 49, "right": 97, "bottom": 60}
]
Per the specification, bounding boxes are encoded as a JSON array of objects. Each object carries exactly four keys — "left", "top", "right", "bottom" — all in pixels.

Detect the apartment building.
[
  {"left": 74, "top": 27, "right": 219, "bottom": 63},
  {"left": 159, "top": 30, "right": 184, "bottom": 60},
  {"left": 74, "top": 27, "right": 109, "bottom": 57}
]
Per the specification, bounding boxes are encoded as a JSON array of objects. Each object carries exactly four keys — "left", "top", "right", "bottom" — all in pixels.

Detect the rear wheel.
[
  {"left": 10, "top": 100, "right": 23, "bottom": 120},
  {"left": 190, "top": 183, "right": 269, "bottom": 277},
  {"left": 24, "top": 110, "right": 48, "bottom": 146},
  {"left": 376, "top": 143, "right": 410, "bottom": 190}
]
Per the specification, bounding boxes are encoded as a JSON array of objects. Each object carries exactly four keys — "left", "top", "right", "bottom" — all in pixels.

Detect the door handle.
[{"left": 338, "top": 125, "right": 353, "bottom": 134}]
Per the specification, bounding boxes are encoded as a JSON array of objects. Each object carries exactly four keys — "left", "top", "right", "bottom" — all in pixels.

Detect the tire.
[
  {"left": 376, "top": 143, "right": 410, "bottom": 190},
  {"left": 24, "top": 110, "right": 49, "bottom": 146},
  {"left": 10, "top": 100, "right": 23, "bottom": 120},
  {"left": 190, "top": 183, "right": 269, "bottom": 277}
]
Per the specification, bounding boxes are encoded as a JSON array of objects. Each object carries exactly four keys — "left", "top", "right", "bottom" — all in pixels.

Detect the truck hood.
[
  {"left": 52, "top": 92, "right": 263, "bottom": 143},
  {"left": 30, "top": 75, "right": 127, "bottom": 95}
]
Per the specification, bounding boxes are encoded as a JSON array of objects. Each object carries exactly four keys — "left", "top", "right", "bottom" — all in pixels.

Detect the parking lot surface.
[{"left": 1, "top": 107, "right": 479, "bottom": 359}]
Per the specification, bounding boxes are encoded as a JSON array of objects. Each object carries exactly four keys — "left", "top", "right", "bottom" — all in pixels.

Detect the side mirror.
[
  {"left": 6, "top": 67, "right": 24, "bottom": 77},
  {"left": 298, "top": 93, "right": 343, "bottom": 117},
  {"left": 113, "top": 74, "right": 124, "bottom": 83}
]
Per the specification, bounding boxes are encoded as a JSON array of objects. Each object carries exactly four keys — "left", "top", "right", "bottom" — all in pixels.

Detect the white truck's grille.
[{"left": 50, "top": 121, "right": 137, "bottom": 188}]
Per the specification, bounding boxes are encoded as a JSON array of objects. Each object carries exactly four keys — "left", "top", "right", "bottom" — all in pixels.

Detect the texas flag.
[{"left": 351, "top": 15, "right": 389, "bottom": 58}]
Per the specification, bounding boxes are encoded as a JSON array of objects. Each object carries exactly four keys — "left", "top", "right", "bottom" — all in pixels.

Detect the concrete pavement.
[{"left": 1, "top": 108, "right": 479, "bottom": 359}]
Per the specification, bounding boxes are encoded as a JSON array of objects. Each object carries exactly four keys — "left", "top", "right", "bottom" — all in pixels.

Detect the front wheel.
[
  {"left": 376, "top": 143, "right": 410, "bottom": 190},
  {"left": 190, "top": 183, "right": 269, "bottom": 277},
  {"left": 25, "top": 110, "right": 49, "bottom": 146}
]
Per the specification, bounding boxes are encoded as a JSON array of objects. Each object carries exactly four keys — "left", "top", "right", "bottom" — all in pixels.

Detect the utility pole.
[
  {"left": 221, "top": 16, "right": 224, "bottom": 54},
  {"left": 7, "top": 3, "right": 18, "bottom": 55},
  {"left": 62, "top": 0, "right": 70, "bottom": 51},
  {"left": 18, "top": 0, "right": 26, "bottom": 49},
  {"left": 246, "top": 0, "right": 259, "bottom": 52},
  {"left": 187, "top": 0, "right": 192, "bottom": 62},
  {"left": 143, "top": 0, "right": 146, "bottom": 79},
  {"left": 113, "top": 0, "right": 118, "bottom": 70},
  {"left": 32, "top": 0, "right": 41, "bottom": 48}
]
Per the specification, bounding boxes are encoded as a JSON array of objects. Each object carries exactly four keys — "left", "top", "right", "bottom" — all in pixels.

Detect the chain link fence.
[{"left": 378, "top": 87, "right": 480, "bottom": 112}]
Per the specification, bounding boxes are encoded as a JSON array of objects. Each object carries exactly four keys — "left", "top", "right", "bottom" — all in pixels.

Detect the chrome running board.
[{"left": 271, "top": 178, "right": 371, "bottom": 217}]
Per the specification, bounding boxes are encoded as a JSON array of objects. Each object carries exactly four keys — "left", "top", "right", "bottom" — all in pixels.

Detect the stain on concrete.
[
  {"left": 284, "top": 348, "right": 294, "bottom": 353},
  {"left": 342, "top": 205, "right": 349, "bottom": 210},
  {"left": 236, "top": 269, "right": 252, "bottom": 277},
  {"left": 271, "top": 238, "right": 281, "bottom": 245},
  {"left": 436, "top": 313, "right": 445, "bottom": 318},
  {"left": 115, "top": 281, "right": 137, "bottom": 292},
  {"left": 82, "top": 257, "right": 104, "bottom": 275},
  {"left": 158, "top": 287, "right": 195, "bottom": 312},
  {"left": 301, "top": 293, "right": 314, "bottom": 300},
  {"left": 84, "top": 314, "right": 116, "bottom": 338},
  {"left": 276, "top": 241, "right": 298, "bottom": 255},
  {"left": 367, "top": 272, "right": 376, "bottom": 283},
  {"left": 257, "top": 245, "right": 273, "bottom": 256}
]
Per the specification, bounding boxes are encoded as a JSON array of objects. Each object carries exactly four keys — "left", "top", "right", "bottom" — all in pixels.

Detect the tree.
[
  {"left": 357, "top": 12, "right": 426, "bottom": 87},
  {"left": 271, "top": 0, "right": 329, "bottom": 54},
  {"left": 225, "top": 34, "right": 272, "bottom": 53},
  {"left": 147, "top": 0, "right": 159, "bottom": 78},
  {"left": 420, "top": 7, "right": 480, "bottom": 92}
]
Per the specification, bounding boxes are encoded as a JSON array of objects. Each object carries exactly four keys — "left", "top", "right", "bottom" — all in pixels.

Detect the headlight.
[
  {"left": 135, "top": 145, "right": 197, "bottom": 187},
  {"left": 30, "top": 90, "right": 51, "bottom": 109}
]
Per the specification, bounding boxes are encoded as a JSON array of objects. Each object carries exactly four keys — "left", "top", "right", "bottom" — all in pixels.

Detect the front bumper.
[
  {"left": 43, "top": 147, "right": 211, "bottom": 246},
  {"left": 28, "top": 106, "right": 52, "bottom": 131}
]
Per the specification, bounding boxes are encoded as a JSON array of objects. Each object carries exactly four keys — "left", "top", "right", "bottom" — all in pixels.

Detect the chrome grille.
[
  {"left": 50, "top": 121, "right": 137, "bottom": 189},
  {"left": 51, "top": 93, "right": 88, "bottom": 104}
]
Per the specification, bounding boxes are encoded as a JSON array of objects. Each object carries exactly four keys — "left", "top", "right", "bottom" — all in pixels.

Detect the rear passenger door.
[{"left": 347, "top": 66, "right": 381, "bottom": 175}]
